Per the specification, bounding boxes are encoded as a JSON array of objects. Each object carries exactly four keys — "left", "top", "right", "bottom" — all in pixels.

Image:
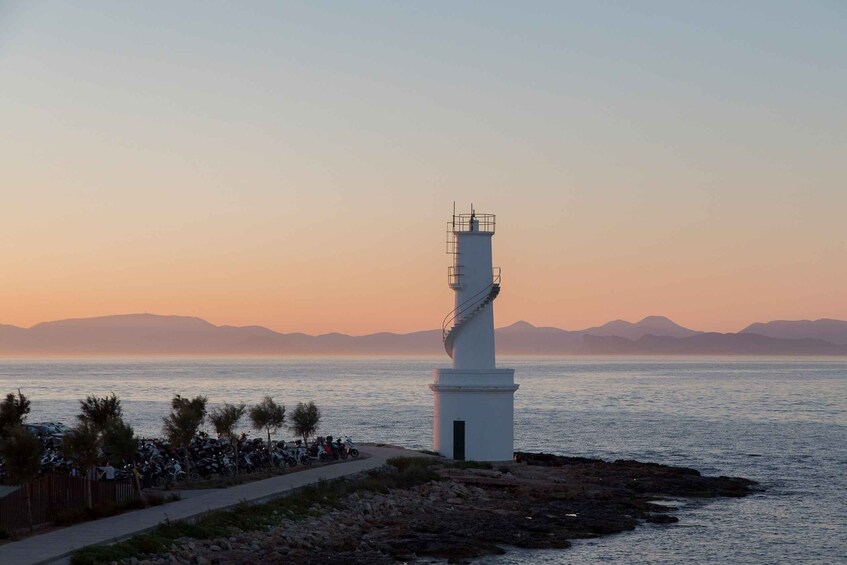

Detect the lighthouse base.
[{"left": 430, "top": 368, "right": 518, "bottom": 462}]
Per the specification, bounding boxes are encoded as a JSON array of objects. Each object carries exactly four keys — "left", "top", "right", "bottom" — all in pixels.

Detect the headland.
[{"left": 70, "top": 449, "right": 756, "bottom": 564}]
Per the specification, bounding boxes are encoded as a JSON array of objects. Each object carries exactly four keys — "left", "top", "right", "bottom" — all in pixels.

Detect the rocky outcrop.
[{"left": 122, "top": 454, "right": 756, "bottom": 564}]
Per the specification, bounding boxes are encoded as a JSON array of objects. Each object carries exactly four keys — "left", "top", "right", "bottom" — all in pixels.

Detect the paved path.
[
  {"left": 0, "top": 485, "right": 19, "bottom": 497},
  {"left": 0, "top": 446, "right": 413, "bottom": 565}
]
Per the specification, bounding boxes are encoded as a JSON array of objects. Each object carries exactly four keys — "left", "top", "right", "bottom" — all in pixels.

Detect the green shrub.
[
  {"left": 145, "top": 492, "right": 168, "bottom": 506},
  {"left": 387, "top": 456, "right": 436, "bottom": 472},
  {"left": 446, "top": 460, "right": 493, "bottom": 470},
  {"left": 53, "top": 507, "right": 91, "bottom": 527},
  {"left": 53, "top": 495, "right": 156, "bottom": 527}
]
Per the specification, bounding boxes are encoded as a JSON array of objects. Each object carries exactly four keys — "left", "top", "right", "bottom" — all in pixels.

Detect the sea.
[{"left": 1, "top": 357, "right": 845, "bottom": 564}]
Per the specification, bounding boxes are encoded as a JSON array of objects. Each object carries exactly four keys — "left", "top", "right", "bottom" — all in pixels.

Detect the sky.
[{"left": 1, "top": 1, "right": 845, "bottom": 335}]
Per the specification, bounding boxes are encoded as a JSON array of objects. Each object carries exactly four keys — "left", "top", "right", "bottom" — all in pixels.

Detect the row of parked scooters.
[
  {"left": 2, "top": 432, "right": 359, "bottom": 487},
  {"left": 142, "top": 433, "right": 361, "bottom": 486}
]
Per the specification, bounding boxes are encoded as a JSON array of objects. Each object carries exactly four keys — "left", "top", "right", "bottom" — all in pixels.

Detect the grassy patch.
[
  {"left": 71, "top": 457, "right": 438, "bottom": 565},
  {"left": 53, "top": 493, "right": 181, "bottom": 528},
  {"left": 445, "top": 460, "right": 494, "bottom": 470},
  {"left": 70, "top": 525, "right": 177, "bottom": 565},
  {"left": 54, "top": 498, "right": 146, "bottom": 527},
  {"left": 174, "top": 467, "right": 291, "bottom": 490},
  {"left": 387, "top": 456, "right": 437, "bottom": 472},
  {"left": 145, "top": 492, "right": 180, "bottom": 507},
  {"left": 387, "top": 455, "right": 494, "bottom": 472}
]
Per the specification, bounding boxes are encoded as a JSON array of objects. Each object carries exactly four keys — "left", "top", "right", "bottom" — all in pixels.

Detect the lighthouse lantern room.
[{"left": 430, "top": 208, "right": 519, "bottom": 462}]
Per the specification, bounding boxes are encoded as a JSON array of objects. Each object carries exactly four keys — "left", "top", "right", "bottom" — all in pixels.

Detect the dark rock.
[{"left": 646, "top": 514, "right": 679, "bottom": 524}]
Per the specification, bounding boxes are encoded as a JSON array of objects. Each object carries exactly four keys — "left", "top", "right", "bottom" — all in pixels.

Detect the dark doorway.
[{"left": 453, "top": 420, "right": 465, "bottom": 460}]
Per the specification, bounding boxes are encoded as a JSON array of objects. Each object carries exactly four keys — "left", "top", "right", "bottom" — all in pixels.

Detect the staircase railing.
[{"left": 442, "top": 268, "right": 501, "bottom": 358}]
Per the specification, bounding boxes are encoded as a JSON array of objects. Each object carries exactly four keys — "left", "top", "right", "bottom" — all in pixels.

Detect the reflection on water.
[{"left": 1, "top": 357, "right": 845, "bottom": 563}]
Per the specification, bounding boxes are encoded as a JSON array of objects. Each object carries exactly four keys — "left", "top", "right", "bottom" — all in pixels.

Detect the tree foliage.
[
  {"left": 210, "top": 403, "right": 246, "bottom": 441},
  {"left": 78, "top": 393, "right": 122, "bottom": 433},
  {"left": 0, "top": 425, "right": 41, "bottom": 484},
  {"left": 249, "top": 396, "right": 285, "bottom": 460},
  {"left": 103, "top": 417, "right": 141, "bottom": 493},
  {"left": 210, "top": 403, "right": 246, "bottom": 474},
  {"left": 0, "top": 389, "right": 31, "bottom": 438},
  {"left": 103, "top": 418, "right": 138, "bottom": 464},
  {"left": 0, "top": 425, "right": 41, "bottom": 530},
  {"left": 61, "top": 420, "right": 102, "bottom": 476},
  {"left": 162, "top": 394, "right": 207, "bottom": 479},
  {"left": 289, "top": 401, "right": 320, "bottom": 443}
]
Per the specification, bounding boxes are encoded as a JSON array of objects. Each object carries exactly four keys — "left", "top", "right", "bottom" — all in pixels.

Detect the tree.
[
  {"left": 0, "top": 425, "right": 41, "bottom": 530},
  {"left": 209, "top": 403, "right": 246, "bottom": 474},
  {"left": 103, "top": 418, "right": 141, "bottom": 495},
  {"left": 61, "top": 421, "right": 102, "bottom": 508},
  {"left": 289, "top": 401, "right": 321, "bottom": 443},
  {"left": 78, "top": 393, "right": 122, "bottom": 433},
  {"left": 249, "top": 396, "right": 285, "bottom": 463},
  {"left": 162, "top": 394, "right": 207, "bottom": 481},
  {"left": 0, "top": 389, "right": 31, "bottom": 438}
]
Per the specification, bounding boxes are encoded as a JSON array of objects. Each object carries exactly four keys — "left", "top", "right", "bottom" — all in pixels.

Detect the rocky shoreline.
[{"left": 101, "top": 453, "right": 757, "bottom": 564}]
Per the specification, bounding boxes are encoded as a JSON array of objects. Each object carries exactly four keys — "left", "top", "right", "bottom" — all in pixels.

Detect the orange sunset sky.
[{"left": 1, "top": 2, "right": 845, "bottom": 336}]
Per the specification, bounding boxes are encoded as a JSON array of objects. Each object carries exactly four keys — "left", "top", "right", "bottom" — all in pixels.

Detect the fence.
[{"left": 0, "top": 475, "right": 136, "bottom": 533}]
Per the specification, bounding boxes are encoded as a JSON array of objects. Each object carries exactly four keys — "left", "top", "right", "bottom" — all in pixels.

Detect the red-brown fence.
[{"left": 0, "top": 475, "right": 136, "bottom": 533}]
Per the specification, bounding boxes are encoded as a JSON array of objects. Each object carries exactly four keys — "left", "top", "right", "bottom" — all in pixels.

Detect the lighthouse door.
[{"left": 453, "top": 420, "right": 465, "bottom": 460}]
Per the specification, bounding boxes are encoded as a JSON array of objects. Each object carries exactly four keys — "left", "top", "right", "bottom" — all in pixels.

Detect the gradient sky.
[{"left": 1, "top": 1, "right": 845, "bottom": 335}]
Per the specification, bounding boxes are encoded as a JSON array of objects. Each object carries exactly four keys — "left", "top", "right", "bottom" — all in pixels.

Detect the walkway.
[{"left": 0, "top": 446, "right": 413, "bottom": 565}]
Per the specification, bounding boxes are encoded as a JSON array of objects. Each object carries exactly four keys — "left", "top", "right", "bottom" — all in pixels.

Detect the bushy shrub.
[
  {"left": 446, "top": 460, "right": 493, "bottom": 470},
  {"left": 387, "top": 456, "right": 436, "bottom": 472}
]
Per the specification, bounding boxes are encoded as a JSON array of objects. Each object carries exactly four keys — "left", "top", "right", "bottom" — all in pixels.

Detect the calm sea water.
[{"left": 1, "top": 357, "right": 845, "bottom": 563}]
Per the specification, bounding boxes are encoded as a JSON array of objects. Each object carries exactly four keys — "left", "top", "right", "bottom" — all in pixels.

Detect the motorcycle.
[{"left": 344, "top": 437, "right": 360, "bottom": 458}]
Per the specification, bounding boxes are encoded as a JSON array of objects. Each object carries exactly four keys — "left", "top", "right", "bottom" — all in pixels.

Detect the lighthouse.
[{"left": 430, "top": 208, "right": 518, "bottom": 461}]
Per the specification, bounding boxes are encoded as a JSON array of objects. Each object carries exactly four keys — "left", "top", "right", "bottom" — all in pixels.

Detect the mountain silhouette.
[
  {"left": 0, "top": 314, "right": 845, "bottom": 356},
  {"left": 740, "top": 319, "right": 847, "bottom": 346},
  {"left": 582, "top": 332, "right": 846, "bottom": 356},
  {"left": 583, "top": 315, "right": 702, "bottom": 340}
]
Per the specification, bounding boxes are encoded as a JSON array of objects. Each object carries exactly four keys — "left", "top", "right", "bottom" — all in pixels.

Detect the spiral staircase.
[{"left": 442, "top": 270, "right": 501, "bottom": 359}]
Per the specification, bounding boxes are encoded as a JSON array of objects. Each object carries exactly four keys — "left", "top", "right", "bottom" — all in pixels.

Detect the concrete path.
[
  {"left": 0, "top": 484, "right": 19, "bottom": 497},
  {"left": 0, "top": 446, "right": 413, "bottom": 565}
]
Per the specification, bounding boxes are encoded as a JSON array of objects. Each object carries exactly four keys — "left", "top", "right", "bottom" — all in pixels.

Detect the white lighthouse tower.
[{"left": 430, "top": 208, "right": 518, "bottom": 461}]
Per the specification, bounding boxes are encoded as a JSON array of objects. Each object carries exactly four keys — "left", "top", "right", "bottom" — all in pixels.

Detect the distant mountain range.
[{"left": 1, "top": 314, "right": 847, "bottom": 356}]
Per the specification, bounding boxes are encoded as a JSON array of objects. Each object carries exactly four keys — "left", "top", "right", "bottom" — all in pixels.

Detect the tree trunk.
[
  {"left": 267, "top": 429, "right": 272, "bottom": 466},
  {"left": 234, "top": 438, "right": 240, "bottom": 475},
  {"left": 184, "top": 450, "right": 191, "bottom": 483},
  {"left": 132, "top": 461, "right": 142, "bottom": 497},
  {"left": 25, "top": 482, "right": 33, "bottom": 532},
  {"left": 84, "top": 469, "right": 92, "bottom": 509}
]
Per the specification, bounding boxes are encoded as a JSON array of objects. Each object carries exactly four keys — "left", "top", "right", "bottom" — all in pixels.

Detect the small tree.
[
  {"left": 289, "top": 401, "right": 321, "bottom": 444},
  {"left": 103, "top": 418, "right": 141, "bottom": 494},
  {"left": 0, "top": 425, "right": 41, "bottom": 530},
  {"left": 162, "top": 394, "right": 207, "bottom": 481},
  {"left": 209, "top": 403, "right": 246, "bottom": 474},
  {"left": 249, "top": 396, "right": 285, "bottom": 462},
  {"left": 78, "top": 393, "right": 122, "bottom": 433},
  {"left": 0, "top": 389, "right": 31, "bottom": 438},
  {"left": 61, "top": 421, "right": 101, "bottom": 508}
]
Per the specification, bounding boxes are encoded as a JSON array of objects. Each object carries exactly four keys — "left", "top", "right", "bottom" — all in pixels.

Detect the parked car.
[
  {"left": 41, "top": 422, "right": 72, "bottom": 436},
  {"left": 23, "top": 423, "right": 53, "bottom": 437}
]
